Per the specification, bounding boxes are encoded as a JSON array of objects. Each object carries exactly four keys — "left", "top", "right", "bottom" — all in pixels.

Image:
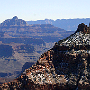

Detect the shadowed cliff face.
[
  {"left": 0, "top": 23, "right": 90, "bottom": 90},
  {"left": 0, "top": 45, "right": 13, "bottom": 57}
]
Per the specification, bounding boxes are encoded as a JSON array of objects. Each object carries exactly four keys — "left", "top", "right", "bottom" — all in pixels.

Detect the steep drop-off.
[{"left": 0, "top": 23, "right": 90, "bottom": 90}]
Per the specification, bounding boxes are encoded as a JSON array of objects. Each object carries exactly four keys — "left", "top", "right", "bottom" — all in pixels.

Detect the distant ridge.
[
  {"left": 0, "top": 16, "right": 28, "bottom": 26},
  {"left": 27, "top": 18, "right": 90, "bottom": 31},
  {"left": 0, "top": 16, "right": 74, "bottom": 43}
]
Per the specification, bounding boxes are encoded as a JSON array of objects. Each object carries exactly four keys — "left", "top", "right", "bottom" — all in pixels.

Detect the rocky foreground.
[{"left": 0, "top": 23, "right": 90, "bottom": 90}]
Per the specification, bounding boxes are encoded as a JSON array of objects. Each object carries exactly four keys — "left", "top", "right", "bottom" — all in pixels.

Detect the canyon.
[
  {"left": 0, "top": 23, "right": 90, "bottom": 90},
  {"left": 0, "top": 16, "right": 74, "bottom": 84}
]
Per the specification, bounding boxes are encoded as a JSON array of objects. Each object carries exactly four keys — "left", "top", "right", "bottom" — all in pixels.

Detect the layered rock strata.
[{"left": 0, "top": 23, "right": 90, "bottom": 90}]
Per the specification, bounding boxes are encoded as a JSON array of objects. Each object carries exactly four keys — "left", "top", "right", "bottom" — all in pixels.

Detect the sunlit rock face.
[{"left": 0, "top": 23, "right": 90, "bottom": 90}]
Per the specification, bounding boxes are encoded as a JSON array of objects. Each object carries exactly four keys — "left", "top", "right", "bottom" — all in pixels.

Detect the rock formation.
[
  {"left": 0, "top": 16, "right": 28, "bottom": 26},
  {"left": 0, "top": 23, "right": 90, "bottom": 90},
  {"left": 75, "top": 23, "right": 90, "bottom": 34},
  {"left": 0, "top": 16, "right": 74, "bottom": 43}
]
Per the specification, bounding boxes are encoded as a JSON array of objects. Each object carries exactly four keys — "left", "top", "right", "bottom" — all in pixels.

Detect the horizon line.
[{"left": 26, "top": 17, "right": 90, "bottom": 21}]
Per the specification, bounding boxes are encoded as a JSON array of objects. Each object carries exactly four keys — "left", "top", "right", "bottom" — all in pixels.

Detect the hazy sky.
[{"left": 0, "top": 0, "right": 90, "bottom": 23}]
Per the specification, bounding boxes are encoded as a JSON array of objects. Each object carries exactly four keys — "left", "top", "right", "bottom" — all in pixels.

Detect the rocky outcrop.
[
  {"left": 0, "top": 23, "right": 90, "bottom": 90},
  {"left": 75, "top": 23, "right": 90, "bottom": 34}
]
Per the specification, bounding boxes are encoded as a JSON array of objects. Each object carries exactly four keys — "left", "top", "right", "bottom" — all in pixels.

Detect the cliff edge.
[{"left": 0, "top": 23, "right": 90, "bottom": 90}]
